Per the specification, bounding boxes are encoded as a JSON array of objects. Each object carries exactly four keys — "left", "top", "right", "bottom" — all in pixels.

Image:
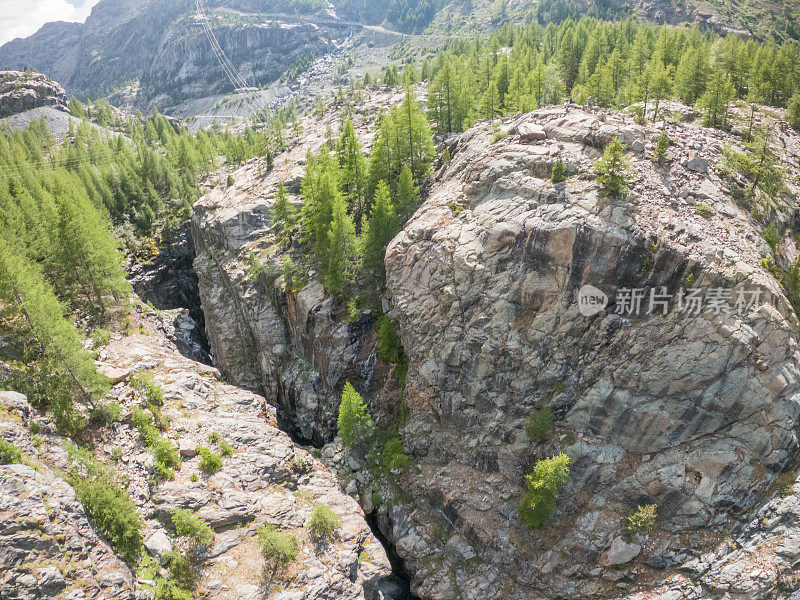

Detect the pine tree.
[
  {"left": 398, "top": 86, "right": 436, "bottom": 181},
  {"left": 270, "top": 183, "right": 297, "bottom": 248},
  {"left": 480, "top": 82, "right": 502, "bottom": 121},
  {"left": 551, "top": 154, "right": 567, "bottom": 184},
  {"left": 596, "top": 137, "right": 630, "bottom": 197},
  {"left": 648, "top": 62, "right": 672, "bottom": 123},
  {"left": 699, "top": 68, "right": 735, "bottom": 129},
  {"left": 68, "top": 97, "right": 84, "bottom": 118},
  {"left": 738, "top": 128, "right": 784, "bottom": 199},
  {"left": 0, "top": 240, "right": 109, "bottom": 415},
  {"left": 361, "top": 181, "right": 397, "bottom": 286},
  {"left": 337, "top": 382, "right": 373, "bottom": 448},
  {"left": 322, "top": 192, "right": 357, "bottom": 294},
  {"left": 367, "top": 110, "right": 396, "bottom": 197},
  {"left": 395, "top": 165, "right": 421, "bottom": 222},
  {"left": 337, "top": 119, "right": 367, "bottom": 227},
  {"left": 675, "top": 47, "right": 709, "bottom": 106},
  {"left": 518, "top": 453, "right": 570, "bottom": 529},
  {"left": 788, "top": 94, "right": 800, "bottom": 132},
  {"left": 300, "top": 151, "right": 339, "bottom": 256},
  {"left": 745, "top": 89, "right": 763, "bottom": 141},
  {"left": 53, "top": 178, "right": 130, "bottom": 313},
  {"left": 428, "top": 60, "right": 456, "bottom": 134}
]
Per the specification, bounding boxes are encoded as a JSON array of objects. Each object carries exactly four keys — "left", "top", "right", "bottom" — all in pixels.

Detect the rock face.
[
  {"left": 192, "top": 96, "right": 800, "bottom": 599},
  {"left": 128, "top": 220, "right": 210, "bottom": 363},
  {"left": 0, "top": 302, "right": 391, "bottom": 600},
  {"left": 0, "top": 70, "right": 67, "bottom": 118},
  {"left": 192, "top": 88, "right": 408, "bottom": 444},
  {"left": 381, "top": 106, "right": 800, "bottom": 598}
]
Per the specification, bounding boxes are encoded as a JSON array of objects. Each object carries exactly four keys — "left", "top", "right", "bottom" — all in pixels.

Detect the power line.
[{"left": 194, "top": 0, "right": 273, "bottom": 131}]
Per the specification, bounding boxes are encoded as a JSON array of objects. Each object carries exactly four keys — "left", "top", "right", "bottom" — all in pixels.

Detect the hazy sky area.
[{"left": 0, "top": 0, "right": 100, "bottom": 47}]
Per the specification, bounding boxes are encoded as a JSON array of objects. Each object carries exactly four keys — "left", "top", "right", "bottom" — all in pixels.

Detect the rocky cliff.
[
  {"left": 380, "top": 106, "right": 800, "bottom": 598},
  {"left": 192, "top": 87, "right": 408, "bottom": 445},
  {"left": 0, "top": 70, "right": 67, "bottom": 118},
  {"left": 191, "top": 89, "right": 800, "bottom": 599},
  {"left": 0, "top": 305, "right": 391, "bottom": 599}
]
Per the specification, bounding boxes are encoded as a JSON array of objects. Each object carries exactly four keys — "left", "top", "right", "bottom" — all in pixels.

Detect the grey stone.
[
  {"left": 0, "top": 391, "right": 30, "bottom": 421},
  {"left": 604, "top": 537, "right": 641, "bottom": 566},
  {"left": 686, "top": 150, "right": 709, "bottom": 173},
  {"left": 38, "top": 566, "right": 66, "bottom": 594},
  {"left": 144, "top": 530, "right": 173, "bottom": 562}
]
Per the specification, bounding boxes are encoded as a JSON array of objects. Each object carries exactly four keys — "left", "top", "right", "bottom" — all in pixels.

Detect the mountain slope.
[
  {"left": 0, "top": 0, "right": 349, "bottom": 109},
  {"left": 1, "top": 0, "right": 797, "bottom": 116}
]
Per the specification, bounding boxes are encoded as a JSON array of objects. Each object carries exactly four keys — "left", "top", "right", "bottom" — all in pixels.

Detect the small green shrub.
[
  {"left": 28, "top": 421, "right": 40, "bottom": 435},
  {"left": 376, "top": 315, "right": 402, "bottom": 364},
  {"left": 92, "top": 328, "right": 111, "bottom": 348},
  {"left": 207, "top": 432, "right": 219, "bottom": 444},
  {"left": 154, "top": 580, "right": 192, "bottom": 600},
  {"left": 763, "top": 223, "right": 780, "bottom": 249},
  {"left": 151, "top": 437, "right": 180, "bottom": 469},
  {"left": 258, "top": 524, "right": 299, "bottom": 578},
  {"left": 551, "top": 154, "right": 567, "bottom": 183},
  {"left": 197, "top": 446, "right": 223, "bottom": 474},
  {"left": 0, "top": 440, "right": 22, "bottom": 464},
  {"left": 695, "top": 203, "right": 713, "bottom": 218},
  {"left": 131, "top": 406, "right": 153, "bottom": 433},
  {"left": 379, "top": 435, "right": 410, "bottom": 472},
  {"left": 218, "top": 439, "right": 233, "bottom": 457},
  {"left": 153, "top": 461, "right": 175, "bottom": 481},
  {"left": 653, "top": 132, "right": 669, "bottom": 164},
  {"left": 491, "top": 128, "right": 510, "bottom": 144},
  {"left": 518, "top": 453, "right": 570, "bottom": 529},
  {"left": 71, "top": 476, "right": 142, "bottom": 562},
  {"left": 227, "top": 174, "right": 235, "bottom": 187},
  {"left": 130, "top": 372, "right": 164, "bottom": 407},
  {"left": 161, "top": 550, "right": 194, "bottom": 592},
  {"left": 308, "top": 504, "right": 342, "bottom": 540},
  {"left": 106, "top": 402, "right": 123, "bottom": 423},
  {"left": 526, "top": 406, "right": 554, "bottom": 443},
  {"left": 131, "top": 407, "right": 180, "bottom": 480},
  {"left": 111, "top": 447, "right": 124, "bottom": 462},
  {"left": 190, "top": 473, "right": 198, "bottom": 482},
  {"left": 622, "top": 504, "right": 657, "bottom": 536},
  {"left": 171, "top": 508, "right": 214, "bottom": 547},
  {"left": 596, "top": 137, "right": 630, "bottom": 197}
]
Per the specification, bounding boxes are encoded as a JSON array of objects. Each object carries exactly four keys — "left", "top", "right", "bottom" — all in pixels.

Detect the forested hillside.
[
  {"left": 421, "top": 18, "right": 800, "bottom": 133},
  {"left": 0, "top": 103, "right": 281, "bottom": 436}
]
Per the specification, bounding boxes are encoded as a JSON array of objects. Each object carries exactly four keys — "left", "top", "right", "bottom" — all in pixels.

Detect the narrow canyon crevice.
[
  {"left": 130, "top": 232, "right": 418, "bottom": 598},
  {"left": 128, "top": 219, "right": 212, "bottom": 363},
  {"left": 366, "top": 511, "right": 420, "bottom": 600}
]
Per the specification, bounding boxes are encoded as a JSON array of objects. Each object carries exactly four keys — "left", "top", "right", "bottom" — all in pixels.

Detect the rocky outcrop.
[
  {"left": 379, "top": 106, "right": 800, "bottom": 599},
  {"left": 0, "top": 302, "right": 391, "bottom": 599},
  {"left": 192, "top": 88, "right": 407, "bottom": 444},
  {"left": 0, "top": 71, "right": 67, "bottom": 118},
  {"left": 192, "top": 93, "right": 800, "bottom": 599},
  {"left": 0, "top": 393, "right": 134, "bottom": 599}
]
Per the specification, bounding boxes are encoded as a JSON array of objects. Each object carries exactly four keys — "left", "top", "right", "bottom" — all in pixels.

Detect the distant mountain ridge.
[
  {"left": 0, "top": 0, "right": 796, "bottom": 111},
  {"left": 0, "top": 0, "right": 345, "bottom": 109}
]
